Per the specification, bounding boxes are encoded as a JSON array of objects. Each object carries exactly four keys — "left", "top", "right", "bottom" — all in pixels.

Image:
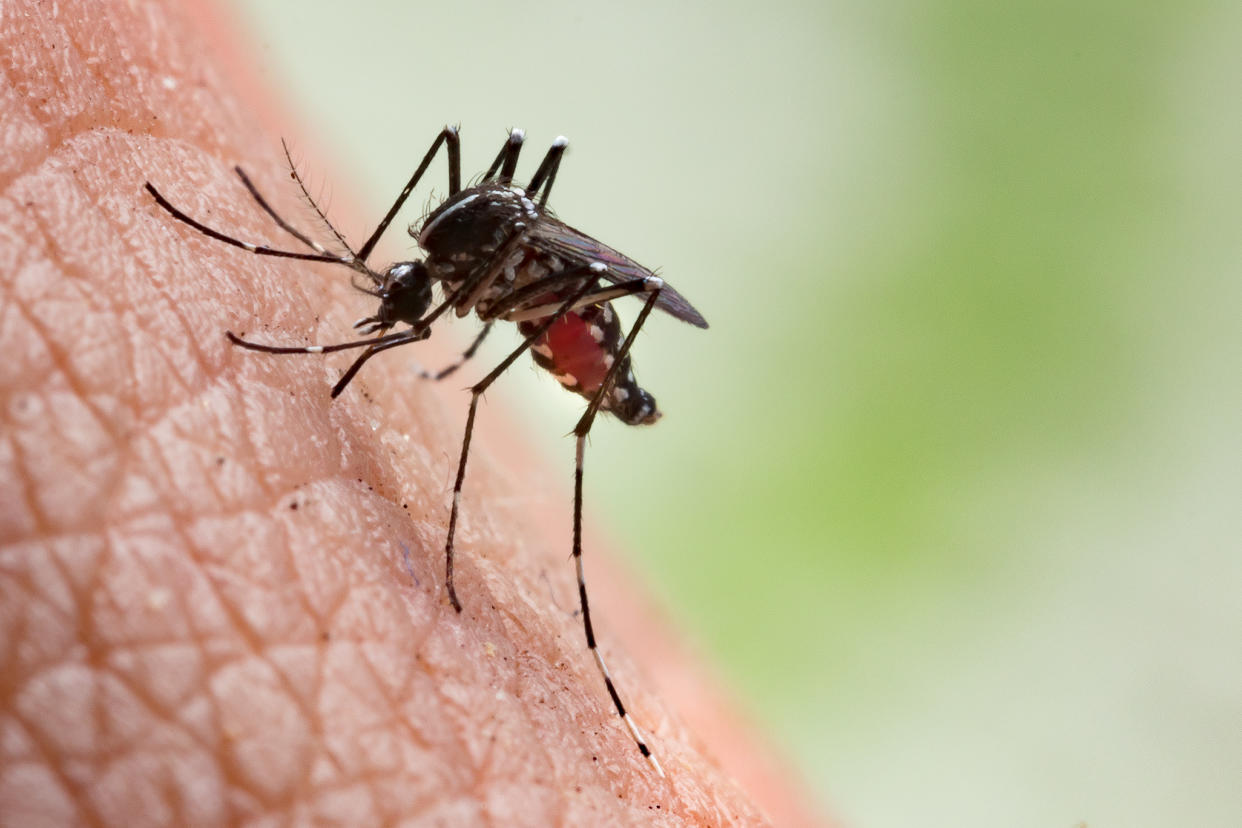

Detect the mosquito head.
[{"left": 377, "top": 261, "right": 433, "bottom": 327}]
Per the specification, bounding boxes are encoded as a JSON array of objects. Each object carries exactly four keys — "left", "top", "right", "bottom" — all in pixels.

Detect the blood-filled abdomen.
[{"left": 520, "top": 302, "right": 660, "bottom": 426}]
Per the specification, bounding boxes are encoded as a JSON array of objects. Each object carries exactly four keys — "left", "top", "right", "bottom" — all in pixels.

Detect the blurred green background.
[{"left": 228, "top": 1, "right": 1242, "bottom": 825}]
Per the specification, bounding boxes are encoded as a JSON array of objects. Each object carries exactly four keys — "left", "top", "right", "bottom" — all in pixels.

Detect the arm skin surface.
[{"left": 0, "top": 1, "right": 830, "bottom": 825}]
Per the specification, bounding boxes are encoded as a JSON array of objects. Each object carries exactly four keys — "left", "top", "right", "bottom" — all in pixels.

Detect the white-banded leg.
[
  {"left": 570, "top": 281, "right": 667, "bottom": 777},
  {"left": 525, "top": 136, "right": 568, "bottom": 207},
  {"left": 224, "top": 327, "right": 431, "bottom": 398},
  {"left": 482, "top": 128, "right": 526, "bottom": 184},
  {"left": 227, "top": 240, "right": 527, "bottom": 401},
  {"left": 443, "top": 266, "right": 606, "bottom": 611},
  {"left": 147, "top": 126, "right": 460, "bottom": 273},
  {"left": 484, "top": 269, "right": 655, "bottom": 323},
  {"left": 144, "top": 182, "right": 355, "bottom": 267}
]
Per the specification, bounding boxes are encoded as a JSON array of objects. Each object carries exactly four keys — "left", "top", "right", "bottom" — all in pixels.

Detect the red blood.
[{"left": 542, "top": 311, "right": 608, "bottom": 392}]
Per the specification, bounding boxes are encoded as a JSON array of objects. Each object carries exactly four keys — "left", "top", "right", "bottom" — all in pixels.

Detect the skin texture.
[{"left": 0, "top": 1, "right": 830, "bottom": 825}]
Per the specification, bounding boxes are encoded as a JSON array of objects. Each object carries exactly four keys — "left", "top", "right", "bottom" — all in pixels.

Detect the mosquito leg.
[
  {"left": 145, "top": 182, "right": 352, "bottom": 265},
  {"left": 570, "top": 283, "right": 666, "bottom": 777},
  {"left": 482, "top": 128, "right": 525, "bottom": 184},
  {"left": 494, "top": 276, "right": 656, "bottom": 323},
  {"left": 443, "top": 266, "right": 604, "bottom": 612},
  {"left": 415, "top": 322, "right": 493, "bottom": 381},
  {"left": 225, "top": 326, "right": 429, "bottom": 397},
  {"left": 329, "top": 329, "right": 430, "bottom": 397},
  {"left": 226, "top": 328, "right": 420, "bottom": 355},
  {"left": 444, "top": 225, "right": 534, "bottom": 324},
  {"left": 480, "top": 267, "right": 611, "bottom": 321},
  {"left": 525, "top": 136, "right": 568, "bottom": 207},
  {"left": 357, "top": 125, "right": 461, "bottom": 261}
]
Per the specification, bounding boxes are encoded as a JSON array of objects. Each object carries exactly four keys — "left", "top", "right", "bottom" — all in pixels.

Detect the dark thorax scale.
[{"left": 144, "top": 127, "right": 708, "bottom": 779}]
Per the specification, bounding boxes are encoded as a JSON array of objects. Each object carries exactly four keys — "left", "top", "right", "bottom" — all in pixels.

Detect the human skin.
[{"left": 0, "top": 1, "right": 830, "bottom": 825}]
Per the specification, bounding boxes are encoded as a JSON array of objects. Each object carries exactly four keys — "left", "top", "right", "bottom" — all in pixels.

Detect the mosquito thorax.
[
  {"left": 416, "top": 183, "right": 539, "bottom": 281},
  {"left": 378, "top": 261, "right": 433, "bottom": 326}
]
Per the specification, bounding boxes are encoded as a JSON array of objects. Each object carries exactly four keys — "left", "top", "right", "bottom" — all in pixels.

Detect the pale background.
[{"left": 225, "top": 1, "right": 1242, "bottom": 825}]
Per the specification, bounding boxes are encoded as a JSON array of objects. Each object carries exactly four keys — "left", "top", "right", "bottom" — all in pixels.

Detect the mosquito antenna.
[{"left": 282, "top": 138, "right": 355, "bottom": 256}]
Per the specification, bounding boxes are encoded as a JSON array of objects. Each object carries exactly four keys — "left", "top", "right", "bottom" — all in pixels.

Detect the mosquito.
[{"left": 144, "top": 127, "right": 708, "bottom": 777}]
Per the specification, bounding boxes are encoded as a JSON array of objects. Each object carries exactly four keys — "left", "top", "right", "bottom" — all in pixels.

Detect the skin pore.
[{"left": 0, "top": 1, "right": 827, "bottom": 824}]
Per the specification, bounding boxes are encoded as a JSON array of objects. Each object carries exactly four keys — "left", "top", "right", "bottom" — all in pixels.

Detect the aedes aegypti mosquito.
[{"left": 145, "top": 127, "right": 708, "bottom": 776}]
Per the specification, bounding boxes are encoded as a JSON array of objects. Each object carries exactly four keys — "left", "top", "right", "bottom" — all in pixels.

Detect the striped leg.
[
  {"left": 482, "top": 128, "right": 525, "bottom": 184},
  {"left": 525, "top": 136, "right": 568, "bottom": 207},
  {"left": 571, "top": 282, "right": 666, "bottom": 777},
  {"left": 443, "top": 267, "right": 604, "bottom": 612},
  {"left": 223, "top": 328, "right": 430, "bottom": 399}
]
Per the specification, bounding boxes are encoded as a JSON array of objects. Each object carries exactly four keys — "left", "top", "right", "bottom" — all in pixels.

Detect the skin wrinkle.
[
  {"left": 8, "top": 710, "right": 89, "bottom": 826},
  {"left": 163, "top": 516, "right": 301, "bottom": 799},
  {"left": 98, "top": 524, "right": 247, "bottom": 772},
  {"left": 5, "top": 432, "right": 49, "bottom": 537},
  {"left": 182, "top": 535, "right": 330, "bottom": 808},
  {"left": 90, "top": 533, "right": 189, "bottom": 730},
  {"left": 10, "top": 195, "right": 138, "bottom": 532}
]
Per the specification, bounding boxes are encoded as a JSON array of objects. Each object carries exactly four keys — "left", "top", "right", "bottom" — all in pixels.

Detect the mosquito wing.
[{"left": 528, "top": 216, "right": 709, "bottom": 329}]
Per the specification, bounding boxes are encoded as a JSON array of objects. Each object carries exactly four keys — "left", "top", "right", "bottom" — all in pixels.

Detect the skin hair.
[{"left": 0, "top": 1, "right": 828, "bottom": 825}]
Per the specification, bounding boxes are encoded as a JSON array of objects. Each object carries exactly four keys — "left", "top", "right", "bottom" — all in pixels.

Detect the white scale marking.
[
  {"left": 419, "top": 192, "right": 481, "bottom": 242},
  {"left": 572, "top": 524, "right": 664, "bottom": 779}
]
